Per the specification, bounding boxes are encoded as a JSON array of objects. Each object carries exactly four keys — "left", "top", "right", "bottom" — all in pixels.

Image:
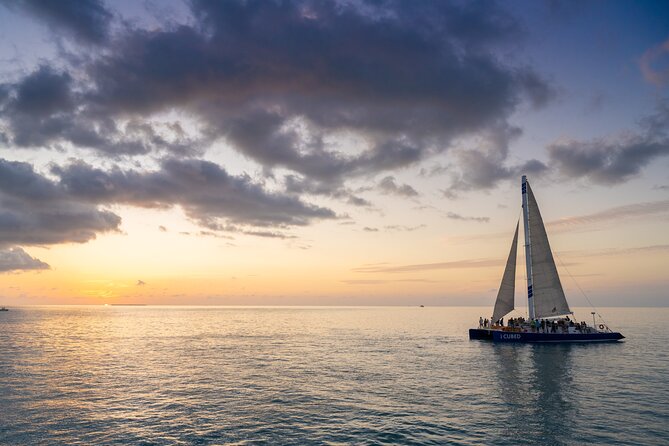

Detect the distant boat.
[
  {"left": 0, "top": 307, "right": 8, "bottom": 311},
  {"left": 469, "top": 176, "right": 624, "bottom": 343}
]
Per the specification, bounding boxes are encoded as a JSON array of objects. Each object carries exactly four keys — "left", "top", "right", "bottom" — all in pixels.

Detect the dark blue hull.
[{"left": 469, "top": 328, "right": 624, "bottom": 343}]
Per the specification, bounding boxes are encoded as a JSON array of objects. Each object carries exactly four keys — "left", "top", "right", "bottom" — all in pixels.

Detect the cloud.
[
  {"left": 342, "top": 279, "right": 437, "bottom": 285},
  {"left": 284, "top": 174, "right": 371, "bottom": 207},
  {"left": 640, "top": 38, "right": 669, "bottom": 87},
  {"left": 547, "top": 101, "right": 669, "bottom": 184},
  {"left": 548, "top": 199, "right": 669, "bottom": 230},
  {"left": 378, "top": 176, "right": 419, "bottom": 197},
  {"left": 241, "top": 230, "right": 297, "bottom": 239},
  {"left": 53, "top": 158, "right": 336, "bottom": 230},
  {"left": 11, "top": 65, "right": 74, "bottom": 116},
  {"left": 353, "top": 258, "right": 501, "bottom": 273},
  {"left": 0, "top": 247, "right": 49, "bottom": 272},
  {"left": 547, "top": 137, "right": 669, "bottom": 185},
  {"left": 2, "top": 0, "right": 114, "bottom": 44},
  {"left": 347, "top": 195, "right": 372, "bottom": 207},
  {"left": 0, "top": 66, "right": 201, "bottom": 156},
  {"left": 0, "top": 0, "right": 552, "bottom": 186},
  {"left": 384, "top": 224, "right": 426, "bottom": 232},
  {"left": 363, "top": 227, "right": 379, "bottom": 232},
  {"left": 446, "top": 212, "right": 490, "bottom": 223},
  {"left": 443, "top": 123, "right": 548, "bottom": 196},
  {"left": 560, "top": 244, "right": 669, "bottom": 258},
  {"left": 449, "top": 198, "right": 669, "bottom": 244},
  {"left": 0, "top": 158, "right": 121, "bottom": 247}
]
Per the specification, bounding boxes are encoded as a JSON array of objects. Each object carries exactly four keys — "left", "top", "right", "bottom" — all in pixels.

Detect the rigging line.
[{"left": 553, "top": 250, "right": 610, "bottom": 329}]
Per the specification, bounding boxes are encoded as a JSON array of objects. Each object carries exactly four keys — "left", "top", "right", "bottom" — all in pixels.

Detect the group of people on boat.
[{"left": 478, "top": 315, "right": 595, "bottom": 334}]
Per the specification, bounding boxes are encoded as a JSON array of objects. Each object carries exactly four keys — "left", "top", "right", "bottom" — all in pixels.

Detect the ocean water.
[{"left": 0, "top": 306, "right": 667, "bottom": 445}]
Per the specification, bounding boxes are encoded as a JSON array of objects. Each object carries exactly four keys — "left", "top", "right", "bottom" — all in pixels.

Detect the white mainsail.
[
  {"left": 492, "top": 221, "right": 518, "bottom": 323},
  {"left": 526, "top": 182, "right": 571, "bottom": 318}
]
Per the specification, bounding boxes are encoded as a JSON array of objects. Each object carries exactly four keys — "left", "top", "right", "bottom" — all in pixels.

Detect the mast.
[{"left": 521, "top": 175, "right": 535, "bottom": 320}]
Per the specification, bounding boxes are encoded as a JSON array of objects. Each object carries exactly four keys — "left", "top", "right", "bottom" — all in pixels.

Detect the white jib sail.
[
  {"left": 492, "top": 221, "right": 518, "bottom": 323},
  {"left": 526, "top": 182, "right": 571, "bottom": 318}
]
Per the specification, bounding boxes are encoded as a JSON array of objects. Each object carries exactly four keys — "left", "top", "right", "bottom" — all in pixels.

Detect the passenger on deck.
[{"left": 479, "top": 316, "right": 483, "bottom": 328}]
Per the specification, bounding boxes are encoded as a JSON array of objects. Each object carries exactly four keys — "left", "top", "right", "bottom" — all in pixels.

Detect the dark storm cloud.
[
  {"left": 0, "top": 158, "right": 121, "bottom": 247},
  {"left": 1, "top": 0, "right": 113, "bottom": 44},
  {"left": 0, "top": 66, "right": 201, "bottom": 156},
  {"left": 0, "top": 0, "right": 552, "bottom": 184},
  {"left": 547, "top": 102, "right": 669, "bottom": 184},
  {"left": 0, "top": 246, "right": 49, "bottom": 272},
  {"left": 0, "top": 154, "right": 335, "bottom": 270},
  {"left": 0, "top": 84, "right": 9, "bottom": 104},
  {"left": 1, "top": 65, "right": 77, "bottom": 148},
  {"left": 53, "top": 158, "right": 336, "bottom": 228},
  {"left": 11, "top": 65, "right": 74, "bottom": 116}
]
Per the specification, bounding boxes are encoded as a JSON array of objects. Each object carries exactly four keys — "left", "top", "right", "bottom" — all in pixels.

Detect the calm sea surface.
[{"left": 0, "top": 306, "right": 667, "bottom": 445}]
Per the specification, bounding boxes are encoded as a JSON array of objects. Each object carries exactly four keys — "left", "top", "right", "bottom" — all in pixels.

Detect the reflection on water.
[
  {"left": 490, "top": 339, "right": 654, "bottom": 446},
  {"left": 491, "top": 345, "right": 536, "bottom": 442},
  {"left": 529, "top": 345, "right": 576, "bottom": 443},
  {"left": 0, "top": 306, "right": 667, "bottom": 445}
]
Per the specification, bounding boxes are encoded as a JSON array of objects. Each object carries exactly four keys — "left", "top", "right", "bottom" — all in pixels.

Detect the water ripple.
[{"left": 0, "top": 306, "right": 667, "bottom": 445}]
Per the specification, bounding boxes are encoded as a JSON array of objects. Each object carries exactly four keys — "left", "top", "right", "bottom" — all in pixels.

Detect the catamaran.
[{"left": 469, "top": 176, "right": 624, "bottom": 343}]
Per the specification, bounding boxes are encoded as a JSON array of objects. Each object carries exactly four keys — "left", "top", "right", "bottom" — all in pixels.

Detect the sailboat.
[{"left": 469, "top": 176, "right": 624, "bottom": 343}]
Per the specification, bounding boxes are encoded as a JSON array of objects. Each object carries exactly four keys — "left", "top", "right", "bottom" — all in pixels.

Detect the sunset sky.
[{"left": 0, "top": 0, "right": 667, "bottom": 306}]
